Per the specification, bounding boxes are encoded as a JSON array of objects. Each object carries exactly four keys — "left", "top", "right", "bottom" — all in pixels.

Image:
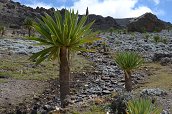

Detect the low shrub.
[{"left": 153, "top": 35, "right": 161, "bottom": 43}]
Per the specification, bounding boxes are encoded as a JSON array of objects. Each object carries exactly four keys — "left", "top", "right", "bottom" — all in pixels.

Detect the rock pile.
[{"left": 140, "top": 88, "right": 167, "bottom": 97}]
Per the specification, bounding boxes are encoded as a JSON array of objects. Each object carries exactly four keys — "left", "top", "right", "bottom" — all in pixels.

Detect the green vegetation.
[
  {"left": 130, "top": 32, "right": 136, "bottom": 40},
  {"left": 28, "top": 9, "right": 97, "bottom": 107},
  {"left": 144, "top": 33, "right": 149, "bottom": 40},
  {"left": 126, "top": 98, "right": 162, "bottom": 114},
  {"left": 109, "top": 27, "right": 114, "bottom": 36},
  {"left": 161, "top": 37, "right": 168, "bottom": 44},
  {"left": 153, "top": 35, "right": 168, "bottom": 44},
  {"left": 102, "top": 41, "right": 109, "bottom": 52},
  {"left": 153, "top": 35, "right": 161, "bottom": 43},
  {"left": 114, "top": 51, "right": 143, "bottom": 91},
  {"left": 24, "top": 17, "right": 33, "bottom": 37},
  {"left": 87, "top": 105, "right": 106, "bottom": 114},
  {"left": 138, "top": 63, "right": 172, "bottom": 91},
  {"left": 68, "top": 105, "right": 106, "bottom": 114},
  {"left": 0, "top": 54, "right": 90, "bottom": 81},
  {"left": 140, "top": 27, "right": 146, "bottom": 33},
  {"left": 0, "top": 25, "right": 5, "bottom": 36}
]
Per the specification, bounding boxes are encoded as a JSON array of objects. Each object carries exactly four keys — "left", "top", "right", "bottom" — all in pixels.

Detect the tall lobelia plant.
[
  {"left": 114, "top": 51, "right": 143, "bottom": 91},
  {"left": 28, "top": 10, "right": 98, "bottom": 107}
]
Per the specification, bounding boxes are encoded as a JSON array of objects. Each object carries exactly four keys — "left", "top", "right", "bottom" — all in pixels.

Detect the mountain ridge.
[{"left": 0, "top": 0, "right": 171, "bottom": 31}]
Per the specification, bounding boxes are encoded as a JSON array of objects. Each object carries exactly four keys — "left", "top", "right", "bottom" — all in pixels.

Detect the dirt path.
[{"left": 0, "top": 79, "right": 48, "bottom": 111}]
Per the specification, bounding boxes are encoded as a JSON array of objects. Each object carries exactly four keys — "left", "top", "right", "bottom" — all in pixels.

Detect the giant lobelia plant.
[{"left": 28, "top": 9, "right": 98, "bottom": 107}]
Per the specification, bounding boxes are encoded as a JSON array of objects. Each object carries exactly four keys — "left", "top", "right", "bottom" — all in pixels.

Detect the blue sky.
[{"left": 14, "top": 0, "right": 172, "bottom": 23}]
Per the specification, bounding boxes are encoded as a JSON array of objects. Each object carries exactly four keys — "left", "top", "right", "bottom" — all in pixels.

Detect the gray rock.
[
  {"left": 160, "top": 57, "right": 172, "bottom": 66},
  {"left": 101, "top": 76, "right": 110, "bottom": 80},
  {"left": 152, "top": 52, "right": 172, "bottom": 61},
  {"left": 161, "top": 110, "right": 170, "bottom": 114},
  {"left": 140, "top": 88, "right": 167, "bottom": 96},
  {"left": 102, "top": 90, "right": 111, "bottom": 94}
]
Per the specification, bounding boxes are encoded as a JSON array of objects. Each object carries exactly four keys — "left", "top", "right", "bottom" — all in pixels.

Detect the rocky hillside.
[
  {"left": 0, "top": 0, "right": 120, "bottom": 30},
  {"left": 0, "top": 0, "right": 171, "bottom": 31},
  {"left": 127, "top": 13, "right": 166, "bottom": 33},
  {"left": 115, "top": 18, "right": 133, "bottom": 27}
]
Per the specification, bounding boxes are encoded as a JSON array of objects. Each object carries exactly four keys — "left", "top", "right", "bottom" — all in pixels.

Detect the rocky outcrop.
[
  {"left": 87, "top": 15, "right": 120, "bottom": 30},
  {"left": 127, "top": 13, "right": 166, "bottom": 33},
  {"left": 0, "top": 0, "right": 9, "bottom": 3},
  {"left": 115, "top": 18, "right": 133, "bottom": 27}
]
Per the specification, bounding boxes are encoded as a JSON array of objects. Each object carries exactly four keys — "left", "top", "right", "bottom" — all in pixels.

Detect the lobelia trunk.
[
  {"left": 124, "top": 70, "right": 132, "bottom": 92},
  {"left": 28, "top": 28, "right": 31, "bottom": 37},
  {"left": 59, "top": 47, "right": 70, "bottom": 108}
]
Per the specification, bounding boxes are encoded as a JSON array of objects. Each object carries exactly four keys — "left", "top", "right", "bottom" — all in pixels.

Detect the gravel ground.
[{"left": 0, "top": 79, "right": 48, "bottom": 113}]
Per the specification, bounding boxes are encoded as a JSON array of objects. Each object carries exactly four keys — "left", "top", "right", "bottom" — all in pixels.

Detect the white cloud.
[
  {"left": 57, "top": 0, "right": 152, "bottom": 18},
  {"left": 16, "top": 0, "right": 154, "bottom": 18}
]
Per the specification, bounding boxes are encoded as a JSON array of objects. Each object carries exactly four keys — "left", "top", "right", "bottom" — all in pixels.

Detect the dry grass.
[
  {"left": 136, "top": 63, "right": 172, "bottom": 91},
  {"left": 0, "top": 53, "right": 91, "bottom": 82}
]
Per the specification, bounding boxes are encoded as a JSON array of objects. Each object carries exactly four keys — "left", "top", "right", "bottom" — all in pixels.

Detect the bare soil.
[{"left": 0, "top": 79, "right": 48, "bottom": 112}]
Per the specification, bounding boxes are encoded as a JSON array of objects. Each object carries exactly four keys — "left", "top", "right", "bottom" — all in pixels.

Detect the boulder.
[{"left": 127, "top": 13, "right": 165, "bottom": 33}]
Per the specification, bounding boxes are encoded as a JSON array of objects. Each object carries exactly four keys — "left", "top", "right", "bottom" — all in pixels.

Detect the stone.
[
  {"left": 152, "top": 52, "right": 172, "bottom": 61},
  {"left": 39, "top": 109, "right": 48, "bottom": 114},
  {"left": 161, "top": 110, "right": 169, "bottom": 114},
  {"left": 140, "top": 88, "right": 167, "bottom": 97},
  {"left": 160, "top": 57, "right": 172, "bottom": 66},
  {"left": 63, "top": 95, "right": 73, "bottom": 106},
  {"left": 111, "top": 92, "right": 133, "bottom": 114},
  {"left": 101, "top": 76, "right": 110, "bottom": 80},
  {"left": 43, "top": 105, "right": 54, "bottom": 111},
  {"left": 31, "top": 109, "right": 37, "bottom": 114},
  {"left": 102, "top": 90, "right": 111, "bottom": 95}
]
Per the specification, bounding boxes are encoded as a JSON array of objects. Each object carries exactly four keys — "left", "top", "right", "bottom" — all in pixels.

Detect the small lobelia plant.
[
  {"left": 114, "top": 51, "right": 143, "bottom": 91},
  {"left": 0, "top": 26, "right": 5, "bottom": 36},
  {"left": 24, "top": 17, "right": 33, "bottom": 37},
  {"left": 126, "top": 98, "right": 162, "bottom": 114},
  {"left": 153, "top": 35, "right": 161, "bottom": 43},
  {"left": 161, "top": 37, "right": 168, "bottom": 44},
  {"left": 144, "top": 33, "right": 149, "bottom": 40},
  {"left": 109, "top": 27, "right": 114, "bottom": 36}
]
